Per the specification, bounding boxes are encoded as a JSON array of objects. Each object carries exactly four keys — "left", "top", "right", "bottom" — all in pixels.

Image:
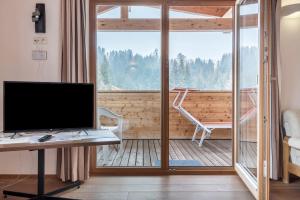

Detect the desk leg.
[
  {"left": 3, "top": 149, "right": 81, "bottom": 200},
  {"left": 38, "top": 149, "right": 45, "bottom": 196}
]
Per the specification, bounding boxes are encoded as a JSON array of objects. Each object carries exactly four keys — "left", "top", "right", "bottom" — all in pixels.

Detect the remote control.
[{"left": 38, "top": 135, "right": 53, "bottom": 142}]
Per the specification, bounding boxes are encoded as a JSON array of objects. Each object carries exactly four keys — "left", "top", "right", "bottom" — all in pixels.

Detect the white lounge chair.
[
  {"left": 172, "top": 88, "right": 256, "bottom": 146},
  {"left": 97, "top": 107, "right": 123, "bottom": 163}
]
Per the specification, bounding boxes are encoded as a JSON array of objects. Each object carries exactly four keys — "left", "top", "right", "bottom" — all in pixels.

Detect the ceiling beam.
[
  {"left": 121, "top": 6, "right": 129, "bottom": 19},
  {"left": 97, "top": 14, "right": 257, "bottom": 31},
  {"left": 96, "top": 6, "right": 231, "bottom": 18},
  {"left": 170, "top": 6, "right": 231, "bottom": 17},
  {"left": 96, "top": 6, "right": 116, "bottom": 14}
]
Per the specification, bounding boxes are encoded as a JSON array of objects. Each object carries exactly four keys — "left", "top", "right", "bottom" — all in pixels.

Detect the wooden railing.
[{"left": 97, "top": 91, "right": 233, "bottom": 139}]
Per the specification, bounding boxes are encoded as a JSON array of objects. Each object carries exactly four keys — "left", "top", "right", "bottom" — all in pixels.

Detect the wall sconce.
[
  {"left": 32, "top": 3, "right": 46, "bottom": 33},
  {"left": 281, "top": 0, "right": 300, "bottom": 18}
]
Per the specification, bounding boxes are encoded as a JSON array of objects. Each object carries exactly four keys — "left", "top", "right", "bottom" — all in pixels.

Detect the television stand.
[{"left": 3, "top": 149, "right": 81, "bottom": 200}]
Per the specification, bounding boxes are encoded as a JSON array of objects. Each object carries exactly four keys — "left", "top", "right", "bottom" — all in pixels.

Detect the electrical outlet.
[
  {"left": 33, "top": 37, "right": 40, "bottom": 45},
  {"left": 40, "top": 37, "right": 47, "bottom": 45},
  {"left": 33, "top": 37, "right": 48, "bottom": 45}
]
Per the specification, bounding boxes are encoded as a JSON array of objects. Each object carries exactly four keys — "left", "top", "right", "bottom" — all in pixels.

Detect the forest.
[{"left": 97, "top": 46, "right": 258, "bottom": 91}]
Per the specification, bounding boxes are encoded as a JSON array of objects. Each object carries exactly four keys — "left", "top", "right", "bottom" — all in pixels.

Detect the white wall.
[
  {"left": 0, "top": 0, "right": 61, "bottom": 174},
  {"left": 279, "top": 8, "right": 300, "bottom": 110}
]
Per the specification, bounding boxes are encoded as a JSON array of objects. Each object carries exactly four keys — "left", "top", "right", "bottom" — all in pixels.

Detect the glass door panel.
[
  {"left": 238, "top": 0, "right": 259, "bottom": 179},
  {"left": 95, "top": 5, "right": 162, "bottom": 168},
  {"left": 168, "top": 6, "right": 233, "bottom": 167},
  {"left": 238, "top": 0, "right": 259, "bottom": 178},
  {"left": 235, "top": 0, "right": 262, "bottom": 198}
]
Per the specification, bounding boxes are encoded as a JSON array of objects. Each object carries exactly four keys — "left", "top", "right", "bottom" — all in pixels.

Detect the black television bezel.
[{"left": 3, "top": 81, "right": 95, "bottom": 133}]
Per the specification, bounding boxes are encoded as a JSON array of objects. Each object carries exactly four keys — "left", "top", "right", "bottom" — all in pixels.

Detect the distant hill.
[{"left": 97, "top": 46, "right": 258, "bottom": 91}]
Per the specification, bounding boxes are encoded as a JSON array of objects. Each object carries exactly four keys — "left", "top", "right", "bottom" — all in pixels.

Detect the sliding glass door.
[
  {"left": 88, "top": 0, "right": 276, "bottom": 179},
  {"left": 90, "top": 1, "right": 236, "bottom": 173},
  {"left": 168, "top": 5, "right": 233, "bottom": 167}
]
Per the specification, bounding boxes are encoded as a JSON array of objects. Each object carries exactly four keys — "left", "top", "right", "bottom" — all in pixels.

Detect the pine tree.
[
  {"left": 101, "top": 55, "right": 110, "bottom": 86},
  {"left": 177, "top": 53, "right": 186, "bottom": 87}
]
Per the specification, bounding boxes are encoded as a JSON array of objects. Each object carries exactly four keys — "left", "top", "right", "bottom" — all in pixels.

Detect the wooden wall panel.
[{"left": 97, "top": 91, "right": 233, "bottom": 139}]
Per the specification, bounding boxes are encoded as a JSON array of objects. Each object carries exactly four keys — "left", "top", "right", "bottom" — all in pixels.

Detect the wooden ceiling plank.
[
  {"left": 97, "top": 14, "right": 257, "bottom": 31},
  {"left": 170, "top": 6, "right": 231, "bottom": 17},
  {"left": 96, "top": 6, "right": 117, "bottom": 14}
]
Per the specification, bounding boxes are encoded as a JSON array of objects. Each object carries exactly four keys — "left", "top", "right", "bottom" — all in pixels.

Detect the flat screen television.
[{"left": 3, "top": 81, "right": 94, "bottom": 133}]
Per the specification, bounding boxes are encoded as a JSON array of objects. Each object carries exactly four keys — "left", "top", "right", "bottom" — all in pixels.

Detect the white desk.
[
  {"left": 0, "top": 129, "right": 120, "bottom": 200},
  {"left": 0, "top": 130, "right": 120, "bottom": 152}
]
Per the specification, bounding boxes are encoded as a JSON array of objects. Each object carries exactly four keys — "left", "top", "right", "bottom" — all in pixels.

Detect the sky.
[{"left": 97, "top": 5, "right": 258, "bottom": 61}]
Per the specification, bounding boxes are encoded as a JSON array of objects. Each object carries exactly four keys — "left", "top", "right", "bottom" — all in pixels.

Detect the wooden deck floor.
[{"left": 97, "top": 139, "right": 233, "bottom": 167}]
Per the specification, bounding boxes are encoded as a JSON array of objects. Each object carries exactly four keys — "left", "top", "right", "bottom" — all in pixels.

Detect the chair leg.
[
  {"left": 199, "top": 129, "right": 207, "bottom": 147},
  {"left": 119, "top": 141, "right": 123, "bottom": 151},
  {"left": 192, "top": 125, "right": 199, "bottom": 142}
]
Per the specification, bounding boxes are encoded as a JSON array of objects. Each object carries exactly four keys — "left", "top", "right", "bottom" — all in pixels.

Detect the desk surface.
[{"left": 0, "top": 130, "right": 120, "bottom": 152}]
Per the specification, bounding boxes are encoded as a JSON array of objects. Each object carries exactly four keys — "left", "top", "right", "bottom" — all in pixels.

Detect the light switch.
[{"left": 32, "top": 50, "right": 47, "bottom": 60}]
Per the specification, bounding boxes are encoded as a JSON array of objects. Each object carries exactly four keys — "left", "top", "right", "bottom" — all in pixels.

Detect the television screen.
[{"left": 3, "top": 81, "right": 94, "bottom": 132}]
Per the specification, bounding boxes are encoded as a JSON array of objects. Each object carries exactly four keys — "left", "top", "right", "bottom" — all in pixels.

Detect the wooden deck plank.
[
  {"left": 169, "top": 141, "right": 179, "bottom": 160},
  {"left": 128, "top": 140, "right": 138, "bottom": 166},
  {"left": 96, "top": 146, "right": 104, "bottom": 165},
  {"left": 120, "top": 140, "right": 132, "bottom": 166},
  {"left": 158, "top": 140, "right": 171, "bottom": 160},
  {"left": 112, "top": 140, "right": 128, "bottom": 166},
  {"left": 202, "top": 141, "right": 231, "bottom": 166},
  {"left": 97, "top": 145, "right": 115, "bottom": 166},
  {"left": 184, "top": 141, "right": 215, "bottom": 166},
  {"left": 149, "top": 140, "right": 158, "bottom": 166},
  {"left": 170, "top": 140, "right": 185, "bottom": 160},
  {"left": 105, "top": 148, "right": 118, "bottom": 166},
  {"left": 179, "top": 140, "right": 209, "bottom": 166},
  {"left": 143, "top": 140, "right": 151, "bottom": 166},
  {"left": 174, "top": 140, "right": 193, "bottom": 160},
  {"left": 97, "top": 139, "right": 234, "bottom": 167},
  {"left": 154, "top": 140, "right": 162, "bottom": 161},
  {"left": 215, "top": 140, "right": 232, "bottom": 151},
  {"left": 205, "top": 140, "right": 232, "bottom": 165},
  {"left": 191, "top": 142, "right": 223, "bottom": 166},
  {"left": 136, "top": 140, "right": 144, "bottom": 166}
]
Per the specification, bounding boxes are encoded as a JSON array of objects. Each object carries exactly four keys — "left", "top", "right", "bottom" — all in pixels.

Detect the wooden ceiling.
[
  {"left": 96, "top": 6, "right": 116, "bottom": 14},
  {"left": 97, "top": 14, "right": 257, "bottom": 31},
  {"left": 96, "top": 6, "right": 231, "bottom": 17},
  {"left": 170, "top": 6, "right": 231, "bottom": 17},
  {"left": 95, "top": 5, "right": 257, "bottom": 31}
]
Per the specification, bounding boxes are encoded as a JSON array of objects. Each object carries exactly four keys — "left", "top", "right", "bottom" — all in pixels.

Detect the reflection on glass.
[{"left": 238, "top": 0, "right": 259, "bottom": 178}]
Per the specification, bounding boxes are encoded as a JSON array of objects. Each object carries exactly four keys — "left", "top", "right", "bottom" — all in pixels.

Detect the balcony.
[{"left": 96, "top": 90, "right": 236, "bottom": 167}]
